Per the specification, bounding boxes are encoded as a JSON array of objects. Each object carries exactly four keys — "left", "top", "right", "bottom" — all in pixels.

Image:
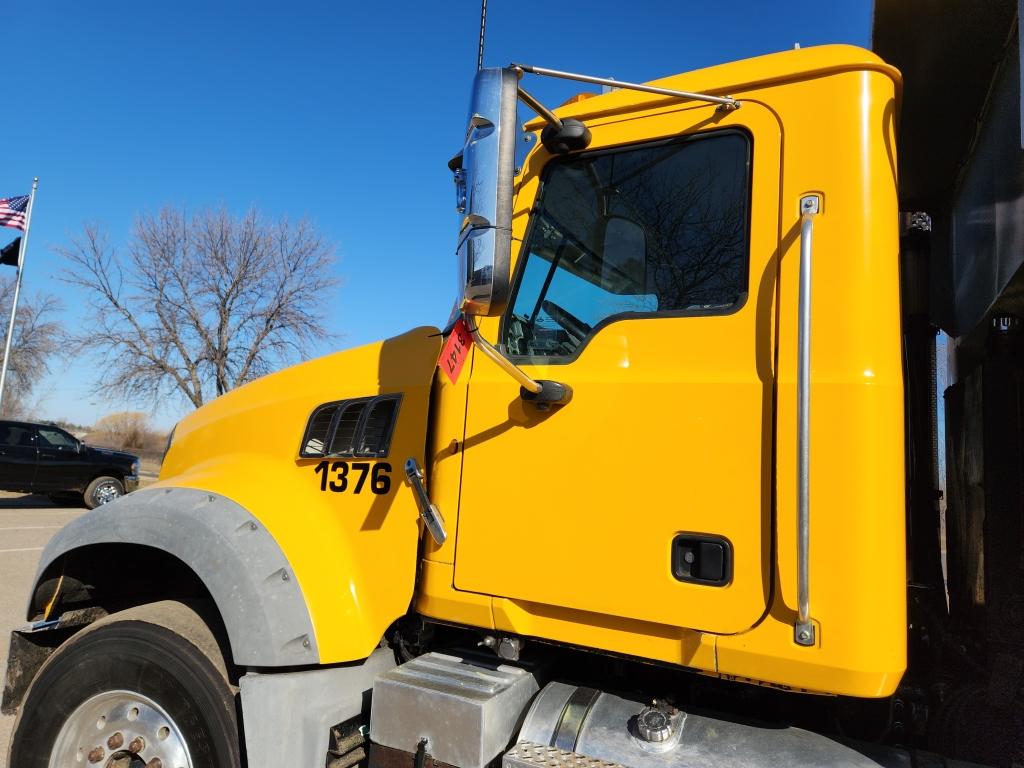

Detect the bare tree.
[
  {"left": 0, "top": 279, "right": 65, "bottom": 418},
  {"left": 88, "top": 411, "right": 163, "bottom": 451},
  {"left": 58, "top": 206, "right": 339, "bottom": 408}
]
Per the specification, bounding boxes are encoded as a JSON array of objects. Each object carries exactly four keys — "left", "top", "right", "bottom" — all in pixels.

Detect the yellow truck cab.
[{"left": 5, "top": 13, "right": 1022, "bottom": 767}]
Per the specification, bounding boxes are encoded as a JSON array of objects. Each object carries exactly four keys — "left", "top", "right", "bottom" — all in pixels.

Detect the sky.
[{"left": 2, "top": 1, "right": 873, "bottom": 430}]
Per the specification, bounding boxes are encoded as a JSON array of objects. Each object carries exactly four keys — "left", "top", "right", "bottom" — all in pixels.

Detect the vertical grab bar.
[{"left": 795, "top": 194, "right": 820, "bottom": 647}]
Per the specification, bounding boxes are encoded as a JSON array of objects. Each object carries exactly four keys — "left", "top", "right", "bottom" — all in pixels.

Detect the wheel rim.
[
  {"left": 48, "top": 689, "right": 193, "bottom": 768},
  {"left": 93, "top": 481, "right": 122, "bottom": 506}
]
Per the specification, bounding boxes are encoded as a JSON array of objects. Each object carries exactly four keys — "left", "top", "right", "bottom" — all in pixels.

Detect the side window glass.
[
  {"left": 504, "top": 130, "right": 751, "bottom": 359},
  {"left": 38, "top": 428, "right": 76, "bottom": 449},
  {"left": 6, "top": 427, "right": 34, "bottom": 447}
]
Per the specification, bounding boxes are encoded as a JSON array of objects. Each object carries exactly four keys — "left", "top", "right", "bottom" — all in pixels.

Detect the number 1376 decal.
[{"left": 313, "top": 461, "right": 391, "bottom": 495}]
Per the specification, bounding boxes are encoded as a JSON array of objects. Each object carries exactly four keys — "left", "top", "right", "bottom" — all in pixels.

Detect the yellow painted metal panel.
[
  {"left": 755, "top": 65, "right": 905, "bottom": 697},
  {"left": 421, "top": 364, "right": 472, "bottom": 566},
  {"left": 425, "top": 46, "right": 905, "bottom": 698},
  {"left": 491, "top": 597, "right": 719, "bottom": 673},
  {"left": 157, "top": 327, "right": 441, "bottom": 663},
  {"left": 454, "top": 101, "right": 782, "bottom": 635},
  {"left": 417, "top": 559, "right": 494, "bottom": 628}
]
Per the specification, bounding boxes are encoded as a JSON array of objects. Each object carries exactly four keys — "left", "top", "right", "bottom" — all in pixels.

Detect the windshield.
[{"left": 504, "top": 130, "right": 751, "bottom": 359}]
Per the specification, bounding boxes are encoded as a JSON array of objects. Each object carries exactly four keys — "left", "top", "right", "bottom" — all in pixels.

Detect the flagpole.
[{"left": 0, "top": 178, "right": 38, "bottom": 416}]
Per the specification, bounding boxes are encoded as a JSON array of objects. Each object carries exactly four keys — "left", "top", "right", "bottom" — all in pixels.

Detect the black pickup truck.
[{"left": 0, "top": 420, "right": 139, "bottom": 508}]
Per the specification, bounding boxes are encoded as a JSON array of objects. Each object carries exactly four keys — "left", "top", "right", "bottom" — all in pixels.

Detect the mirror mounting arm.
[
  {"left": 465, "top": 317, "right": 573, "bottom": 407},
  {"left": 515, "top": 81, "right": 592, "bottom": 155},
  {"left": 512, "top": 62, "right": 739, "bottom": 111},
  {"left": 516, "top": 85, "right": 562, "bottom": 131}
]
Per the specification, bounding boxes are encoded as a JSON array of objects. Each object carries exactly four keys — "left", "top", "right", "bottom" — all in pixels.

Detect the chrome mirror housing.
[{"left": 454, "top": 67, "right": 519, "bottom": 317}]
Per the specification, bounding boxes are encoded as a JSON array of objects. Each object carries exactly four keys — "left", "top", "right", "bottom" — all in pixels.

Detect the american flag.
[{"left": 0, "top": 195, "right": 30, "bottom": 230}]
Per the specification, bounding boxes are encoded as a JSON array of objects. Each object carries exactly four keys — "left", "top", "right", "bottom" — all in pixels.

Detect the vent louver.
[
  {"left": 299, "top": 394, "right": 402, "bottom": 459},
  {"left": 358, "top": 397, "right": 400, "bottom": 457},
  {"left": 330, "top": 401, "right": 367, "bottom": 455},
  {"left": 302, "top": 404, "right": 338, "bottom": 456}
]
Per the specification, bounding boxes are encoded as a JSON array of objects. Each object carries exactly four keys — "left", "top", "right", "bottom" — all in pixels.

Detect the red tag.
[{"left": 439, "top": 317, "right": 473, "bottom": 384}]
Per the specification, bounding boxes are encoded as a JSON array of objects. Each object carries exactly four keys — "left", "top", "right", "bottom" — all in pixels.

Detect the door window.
[
  {"left": 38, "top": 427, "right": 77, "bottom": 449},
  {"left": 0, "top": 425, "right": 35, "bottom": 447},
  {"left": 504, "top": 130, "right": 751, "bottom": 360}
]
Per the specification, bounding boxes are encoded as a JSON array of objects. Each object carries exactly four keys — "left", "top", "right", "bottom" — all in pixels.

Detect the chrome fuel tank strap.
[{"left": 552, "top": 687, "right": 600, "bottom": 752}]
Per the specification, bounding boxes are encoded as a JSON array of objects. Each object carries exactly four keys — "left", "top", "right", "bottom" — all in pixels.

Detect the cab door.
[
  {"left": 454, "top": 103, "right": 781, "bottom": 634},
  {"left": 34, "top": 425, "right": 85, "bottom": 492},
  {"left": 0, "top": 423, "right": 38, "bottom": 492}
]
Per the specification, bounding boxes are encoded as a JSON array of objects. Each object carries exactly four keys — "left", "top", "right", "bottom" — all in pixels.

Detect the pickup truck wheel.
[
  {"left": 84, "top": 475, "right": 125, "bottom": 509},
  {"left": 8, "top": 601, "right": 241, "bottom": 768}
]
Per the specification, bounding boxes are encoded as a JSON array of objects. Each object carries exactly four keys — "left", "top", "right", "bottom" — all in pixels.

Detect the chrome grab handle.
[
  {"left": 404, "top": 458, "right": 447, "bottom": 545},
  {"left": 795, "top": 195, "right": 820, "bottom": 647}
]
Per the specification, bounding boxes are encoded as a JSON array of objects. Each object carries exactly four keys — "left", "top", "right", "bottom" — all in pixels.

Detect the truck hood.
[
  {"left": 83, "top": 445, "right": 139, "bottom": 464},
  {"left": 153, "top": 326, "right": 444, "bottom": 663}
]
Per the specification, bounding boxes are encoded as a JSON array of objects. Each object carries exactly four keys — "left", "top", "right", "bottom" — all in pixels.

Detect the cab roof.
[{"left": 524, "top": 44, "right": 901, "bottom": 129}]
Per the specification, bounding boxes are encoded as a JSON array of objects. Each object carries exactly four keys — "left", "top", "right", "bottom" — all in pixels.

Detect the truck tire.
[
  {"left": 8, "top": 601, "right": 241, "bottom": 768},
  {"left": 83, "top": 475, "right": 125, "bottom": 508}
]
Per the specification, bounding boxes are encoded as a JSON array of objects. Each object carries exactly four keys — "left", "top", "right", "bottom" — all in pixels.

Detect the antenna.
[{"left": 477, "top": 0, "right": 488, "bottom": 71}]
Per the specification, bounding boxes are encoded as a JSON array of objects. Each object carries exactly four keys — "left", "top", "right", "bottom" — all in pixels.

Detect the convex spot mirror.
[{"left": 453, "top": 67, "right": 520, "bottom": 317}]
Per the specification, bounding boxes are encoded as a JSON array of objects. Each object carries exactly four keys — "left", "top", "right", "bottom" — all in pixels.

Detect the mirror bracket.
[
  {"left": 516, "top": 84, "right": 592, "bottom": 155},
  {"left": 466, "top": 317, "right": 572, "bottom": 407}
]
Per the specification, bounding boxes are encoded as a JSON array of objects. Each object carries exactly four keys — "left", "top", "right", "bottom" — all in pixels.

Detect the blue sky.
[{"left": 2, "top": 1, "right": 872, "bottom": 429}]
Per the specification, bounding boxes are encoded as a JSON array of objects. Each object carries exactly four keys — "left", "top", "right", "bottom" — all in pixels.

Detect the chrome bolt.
[
  {"left": 145, "top": 759, "right": 163, "bottom": 768},
  {"left": 798, "top": 630, "right": 811, "bottom": 642},
  {"left": 107, "top": 732, "right": 124, "bottom": 749},
  {"left": 88, "top": 746, "right": 105, "bottom": 763},
  {"left": 128, "top": 736, "right": 145, "bottom": 753}
]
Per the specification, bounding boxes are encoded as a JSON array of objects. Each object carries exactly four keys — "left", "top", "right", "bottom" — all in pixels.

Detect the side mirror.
[{"left": 454, "top": 67, "right": 520, "bottom": 317}]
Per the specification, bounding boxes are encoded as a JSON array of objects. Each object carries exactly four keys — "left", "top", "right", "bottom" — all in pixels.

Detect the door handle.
[{"left": 404, "top": 458, "right": 447, "bottom": 545}]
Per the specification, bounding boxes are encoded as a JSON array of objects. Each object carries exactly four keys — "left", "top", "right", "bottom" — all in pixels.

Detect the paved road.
[{"left": 0, "top": 495, "right": 83, "bottom": 767}]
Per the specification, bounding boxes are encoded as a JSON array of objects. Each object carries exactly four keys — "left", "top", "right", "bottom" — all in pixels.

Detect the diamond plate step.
[{"left": 503, "top": 741, "right": 626, "bottom": 768}]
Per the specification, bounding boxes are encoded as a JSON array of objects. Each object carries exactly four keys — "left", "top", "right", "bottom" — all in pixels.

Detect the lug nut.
[
  {"left": 88, "top": 746, "right": 105, "bottom": 763},
  {"left": 107, "top": 732, "right": 124, "bottom": 749},
  {"left": 128, "top": 736, "right": 145, "bottom": 753},
  {"left": 145, "top": 759, "right": 163, "bottom": 768}
]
